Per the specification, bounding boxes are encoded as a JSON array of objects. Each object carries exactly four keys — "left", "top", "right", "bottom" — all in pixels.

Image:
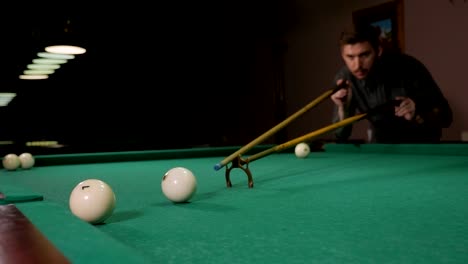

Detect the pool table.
[{"left": 1, "top": 143, "right": 468, "bottom": 263}]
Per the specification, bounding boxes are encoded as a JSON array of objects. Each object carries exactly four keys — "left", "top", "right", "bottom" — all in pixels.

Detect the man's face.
[{"left": 341, "top": 41, "right": 379, "bottom": 80}]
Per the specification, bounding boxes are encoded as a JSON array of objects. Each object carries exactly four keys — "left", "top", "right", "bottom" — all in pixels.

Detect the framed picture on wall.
[{"left": 352, "top": 0, "right": 404, "bottom": 52}]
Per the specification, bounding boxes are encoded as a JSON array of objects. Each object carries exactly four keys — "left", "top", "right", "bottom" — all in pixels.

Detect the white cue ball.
[
  {"left": 19, "top": 152, "right": 35, "bottom": 169},
  {"left": 294, "top": 142, "right": 310, "bottom": 158},
  {"left": 2, "top": 153, "right": 21, "bottom": 171},
  {"left": 161, "top": 167, "right": 197, "bottom": 203},
  {"left": 69, "top": 179, "right": 116, "bottom": 224}
]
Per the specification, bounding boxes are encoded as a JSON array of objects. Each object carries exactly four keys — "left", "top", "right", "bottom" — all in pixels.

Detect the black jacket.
[{"left": 333, "top": 52, "right": 452, "bottom": 143}]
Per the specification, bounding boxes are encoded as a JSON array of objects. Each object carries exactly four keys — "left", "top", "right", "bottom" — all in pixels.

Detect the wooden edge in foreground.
[{"left": 0, "top": 204, "right": 71, "bottom": 264}]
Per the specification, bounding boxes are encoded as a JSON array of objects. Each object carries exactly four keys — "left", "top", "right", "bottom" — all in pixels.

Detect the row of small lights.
[
  {"left": 0, "top": 45, "right": 87, "bottom": 107},
  {"left": 19, "top": 45, "right": 87, "bottom": 80}
]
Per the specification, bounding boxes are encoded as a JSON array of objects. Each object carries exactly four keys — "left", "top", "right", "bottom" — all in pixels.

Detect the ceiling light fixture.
[
  {"left": 45, "top": 45, "right": 86, "bottom": 55},
  {"left": 27, "top": 64, "right": 61, "bottom": 70},
  {"left": 0, "top": 93, "right": 17, "bottom": 106},
  {"left": 19, "top": 75, "right": 49, "bottom": 80},
  {"left": 32, "top": 58, "right": 68, "bottom": 64},
  {"left": 23, "top": 69, "right": 55, "bottom": 75},
  {"left": 44, "top": 18, "right": 87, "bottom": 55},
  {"left": 37, "top": 52, "right": 75, "bottom": 60}
]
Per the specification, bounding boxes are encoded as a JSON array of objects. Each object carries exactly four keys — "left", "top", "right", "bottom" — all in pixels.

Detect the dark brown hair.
[{"left": 339, "top": 25, "right": 381, "bottom": 51}]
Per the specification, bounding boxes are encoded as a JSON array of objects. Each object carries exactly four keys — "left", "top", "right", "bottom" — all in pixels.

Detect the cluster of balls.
[
  {"left": 68, "top": 167, "right": 197, "bottom": 225},
  {"left": 2, "top": 153, "right": 35, "bottom": 170}
]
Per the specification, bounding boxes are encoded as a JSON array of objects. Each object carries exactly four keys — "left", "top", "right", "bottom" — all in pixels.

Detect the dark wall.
[
  {"left": 3, "top": 0, "right": 465, "bottom": 156},
  {"left": 0, "top": 1, "right": 289, "bottom": 154},
  {"left": 282, "top": 0, "right": 468, "bottom": 142}
]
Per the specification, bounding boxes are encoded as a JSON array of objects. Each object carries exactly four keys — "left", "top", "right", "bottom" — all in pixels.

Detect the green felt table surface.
[{"left": 1, "top": 143, "right": 468, "bottom": 263}]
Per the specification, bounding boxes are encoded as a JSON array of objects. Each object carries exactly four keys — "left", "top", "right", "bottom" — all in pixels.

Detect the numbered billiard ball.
[
  {"left": 295, "top": 142, "right": 310, "bottom": 158},
  {"left": 69, "top": 179, "right": 116, "bottom": 224},
  {"left": 19, "top": 152, "right": 35, "bottom": 169},
  {"left": 161, "top": 167, "right": 197, "bottom": 203},
  {"left": 2, "top": 153, "right": 20, "bottom": 171}
]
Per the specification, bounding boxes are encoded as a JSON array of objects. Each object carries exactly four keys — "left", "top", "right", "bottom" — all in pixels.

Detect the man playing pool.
[{"left": 331, "top": 25, "right": 452, "bottom": 143}]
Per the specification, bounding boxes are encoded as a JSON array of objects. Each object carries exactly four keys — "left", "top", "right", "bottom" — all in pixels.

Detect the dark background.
[
  {"left": 0, "top": 1, "right": 296, "bottom": 154},
  {"left": 4, "top": 1, "right": 464, "bottom": 156}
]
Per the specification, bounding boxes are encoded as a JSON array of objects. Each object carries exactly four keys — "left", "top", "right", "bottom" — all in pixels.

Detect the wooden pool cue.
[
  {"left": 244, "top": 113, "right": 367, "bottom": 163},
  {"left": 214, "top": 87, "right": 342, "bottom": 171},
  {"left": 241, "top": 98, "right": 402, "bottom": 164}
]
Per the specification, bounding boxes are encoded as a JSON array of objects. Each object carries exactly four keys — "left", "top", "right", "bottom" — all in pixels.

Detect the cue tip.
[{"left": 214, "top": 163, "right": 222, "bottom": 171}]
